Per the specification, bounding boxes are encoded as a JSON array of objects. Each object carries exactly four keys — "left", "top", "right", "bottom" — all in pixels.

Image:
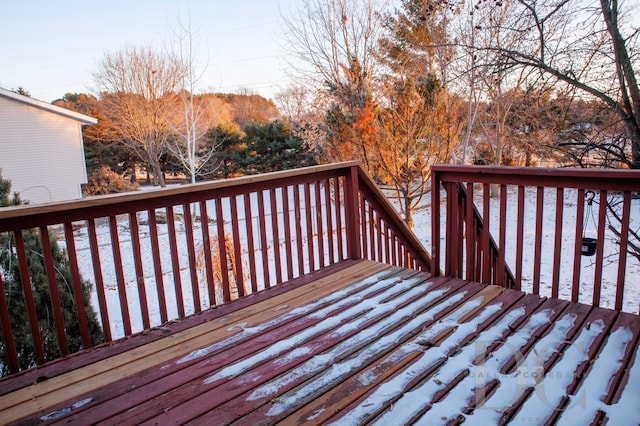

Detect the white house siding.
[{"left": 0, "top": 96, "right": 89, "bottom": 204}]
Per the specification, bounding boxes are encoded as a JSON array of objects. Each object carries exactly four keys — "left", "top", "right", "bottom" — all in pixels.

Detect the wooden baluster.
[
  {"left": 39, "top": 227, "right": 69, "bottom": 354},
  {"left": 108, "top": 216, "right": 132, "bottom": 335},
  {"left": 294, "top": 184, "right": 305, "bottom": 275},
  {"left": 243, "top": 194, "right": 258, "bottom": 293},
  {"left": 282, "top": 186, "right": 294, "bottom": 279},
  {"left": 0, "top": 271, "right": 19, "bottom": 373},
  {"left": 147, "top": 210, "right": 168, "bottom": 322},
  {"left": 215, "top": 198, "right": 232, "bottom": 299},
  {"left": 497, "top": 184, "right": 508, "bottom": 287},
  {"left": 305, "top": 182, "right": 315, "bottom": 271},
  {"left": 431, "top": 171, "right": 441, "bottom": 277},
  {"left": 198, "top": 201, "right": 217, "bottom": 305},
  {"left": 376, "top": 211, "right": 383, "bottom": 264},
  {"left": 257, "top": 191, "right": 270, "bottom": 289},
  {"left": 166, "top": 207, "right": 185, "bottom": 317},
  {"left": 315, "top": 181, "right": 325, "bottom": 269},
  {"left": 230, "top": 196, "right": 245, "bottom": 296},
  {"left": 552, "top": 188, "right": 564, "bottom": 299},
  {"left": 482, "top": 183, "right": 491, "bottom": 285},
  {"left": 324, "top": 179, "right": 335, "bottom": 265},
  {"left": 514, "top": 186, "right": 526, "bottom": 291},
  {"left": 465, "top": 183, "right": 475, "bottom": 281},
  {"left": 270, "top": 188, "right": 282, "bottom": 284},
  {"left": 129, "top": 213, "right": 151, "bottom": 328},
  {"left": 87, "top": 219, "right": 112, "bottom": 342},
  {"left": 360, "top": 195, "right": 368, "bottom": 260},
  {"left": 344, "top": 166, "right": 361, "bottom": 261},
  {"left": 368, "top": 200, "right": 375, "bottom": 262},
  {"left": 593, "top": 190, "right": 608, "bottom": 307},
  {"left": 571, "top": 188, "right": 586, "bottom": 303},
  {"left": 64, "top": 222, "right": 92, "bottom": 347},
  {"left": 532, "top": 187, "right": 544, "bottom": 295},
  {"left": 183, "top": 203, "right": 202, "bottom": 311},
  {"left": 615, "top": 191, "right": 631, "bottom": 311},
  {"left": 334, "top": 177, "right": 344, "bottom": 261}
]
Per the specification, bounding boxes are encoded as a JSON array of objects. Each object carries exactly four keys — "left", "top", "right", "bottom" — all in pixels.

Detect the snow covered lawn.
[{"left": 64, "top": 184, "right": 638, "bottom": 340}]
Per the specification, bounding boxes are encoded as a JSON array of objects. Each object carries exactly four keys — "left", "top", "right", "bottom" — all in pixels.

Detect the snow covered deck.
[{"left": 1, "top": 259, "right": 638, "bottom": 425}]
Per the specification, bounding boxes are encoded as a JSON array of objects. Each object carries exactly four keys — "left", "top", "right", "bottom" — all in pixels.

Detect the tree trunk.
[
  {"left": 600, "top": 0, "right": 640, "bottom": 168},
  {"left": 151, "top": 161, "right": 166, "bottom": 187},
  {"left": 404, "top": 194, "right": 413, "bottom": 229}
]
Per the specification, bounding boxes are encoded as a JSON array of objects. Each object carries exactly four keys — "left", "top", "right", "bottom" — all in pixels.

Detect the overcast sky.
[{"left": 0, "top": 0, "right": 297, "bottom": 103}]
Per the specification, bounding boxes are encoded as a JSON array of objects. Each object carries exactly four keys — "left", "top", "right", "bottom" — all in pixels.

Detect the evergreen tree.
[
  {"left": 200, "top": 125, "right": 245, "bottom": 179},
  {"left": 239, "top": 121, "right": 318, "bottom": 174},
  {"left": 0, "top": 173, "right": 102, "bottom": 375}
]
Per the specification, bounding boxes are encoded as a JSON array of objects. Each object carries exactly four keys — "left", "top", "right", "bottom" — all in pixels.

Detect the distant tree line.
[{"left": 54, "top": 89, "right": 318, "bottom": 190}]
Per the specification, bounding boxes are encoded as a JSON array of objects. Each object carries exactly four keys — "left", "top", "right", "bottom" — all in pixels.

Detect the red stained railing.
[
  {"left": 0, "top": 162, "right": 429, "bottom": 375},
  {"left": 431, "top": 165, "right": 639, "bottom": 314}
]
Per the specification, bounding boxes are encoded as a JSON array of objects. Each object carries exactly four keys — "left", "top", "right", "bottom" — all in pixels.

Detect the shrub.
[{"left": 83, "top": 166, "right": 139, "bottom": 196}]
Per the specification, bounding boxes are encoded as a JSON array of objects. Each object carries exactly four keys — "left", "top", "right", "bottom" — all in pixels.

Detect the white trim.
[{"left": 0, "top": 87, "right": 97, "bottom": 124}]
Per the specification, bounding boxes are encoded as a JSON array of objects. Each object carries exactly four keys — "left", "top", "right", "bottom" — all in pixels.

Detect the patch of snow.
[
  {"left": 606, "top": 344, "right": 640, "bottom": 424},
  {"left": 273, "top": 346, "right": 316, "bottom": 368},
  {"left": 203, "top": 274, "right": 430, "bottom": 384},
  {"left": 176, "top": 269, "right": 394, "bottom": 365},
  {"left": 226, "top": 323, "right": 247, "bottom": 332},
  {"left": 248, "top": 287, "right": 464, "bottom": 407},
  {"left": 306, "top": 407, "right": 326, "bottom": 420},
  {"left": 264, "top": 294, "right": 496, "bottom": 418},
  {"left": 327, "top": 302, "right": 517, "bottom": 426},
  {"left": 477, "top": 318, "right": 604, "bottom": 424},
  {"left": 554, "top": 326, "right": 634, "bottom": 424},
  {"left": 40, "top": 398, "right": 93, "bottom": 421}
]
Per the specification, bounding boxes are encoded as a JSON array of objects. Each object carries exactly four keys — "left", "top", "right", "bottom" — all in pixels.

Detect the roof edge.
[{"left": 0, "top": 87, "right": 98, "bottom": 124}]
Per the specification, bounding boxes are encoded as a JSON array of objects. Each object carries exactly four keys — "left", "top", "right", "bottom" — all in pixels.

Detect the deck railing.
[
  {"left": 0, "top": 162, "right": 429, "bottom": 375},
  {"left": 431, "top": 165, "right": 639, "bottom": 314}
]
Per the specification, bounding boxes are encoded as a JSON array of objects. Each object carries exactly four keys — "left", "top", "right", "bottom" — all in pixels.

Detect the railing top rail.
[
  {"left": 431, "top": 165, "right": 640, "bottom": 191},
  {"left": 0, "top": 161, "right": 360, "bottom": 231}
]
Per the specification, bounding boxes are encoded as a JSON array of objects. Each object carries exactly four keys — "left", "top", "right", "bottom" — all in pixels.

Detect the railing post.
[
  {"left": 344, "top": 165, "right": 362, "bottom": 260},
  {"left": 431, "top": 169, "right": 441, "bottom": 277}
]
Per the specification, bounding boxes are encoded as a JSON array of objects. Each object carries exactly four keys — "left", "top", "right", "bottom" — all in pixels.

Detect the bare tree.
[
  {"left": 165, "top": 19, "right": 217, "bottom": 184},
  {"left": 451, "top": 4, "right": 483, "bottom": 164},
  {"left": 275, "top": 86, "right": 326, "bottom": 152},
  {"left": 275, "top": 86, "right": 314, "bottom": 124},
  {"left": 95, "top": 47, "right": 183, "bottom": 186},
  {"left": 474, "top": 0, "right": 640, "bottom": 168},
  {"left": 281, "top": 0, "right": 386, "bottom": 95},
  {"left": 281, "top": 0, "right": 388, "bottom": 171}
]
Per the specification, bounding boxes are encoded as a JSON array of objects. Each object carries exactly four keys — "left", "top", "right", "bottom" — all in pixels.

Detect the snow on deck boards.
[{"left": 2, "top": 260, "right": 639, "bottom": 425}]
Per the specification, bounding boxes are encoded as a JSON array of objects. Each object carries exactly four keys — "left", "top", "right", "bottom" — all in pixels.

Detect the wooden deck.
[{"left": 1, "top": 259, "right": 638, "bottom": 425}]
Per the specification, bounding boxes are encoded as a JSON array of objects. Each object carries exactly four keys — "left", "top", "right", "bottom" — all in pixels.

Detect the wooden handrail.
[
  {"left": 430, "top": 164, "right": 639, "bottom": 190},
  {"left": 0, "top": 162, "right": 430, "bottom": 376},
  {"left": 0, "top": 162, "right": 362, "bottom": 231}
]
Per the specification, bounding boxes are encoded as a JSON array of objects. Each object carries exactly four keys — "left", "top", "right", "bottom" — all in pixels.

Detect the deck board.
[
  {"left": 3, "top": 261, "right": 389, "bottom": 425},
  {"left": 1, "top": 260, "right": 638, "bottom": 425}
]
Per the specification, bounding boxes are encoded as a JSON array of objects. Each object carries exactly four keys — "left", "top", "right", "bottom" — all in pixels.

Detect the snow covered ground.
[
  {"left": 67, "top": 183, "right": 639, "bottom": 340},
  {"left": 410, "top": 186, "right": 640, "bottom": 313}
]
